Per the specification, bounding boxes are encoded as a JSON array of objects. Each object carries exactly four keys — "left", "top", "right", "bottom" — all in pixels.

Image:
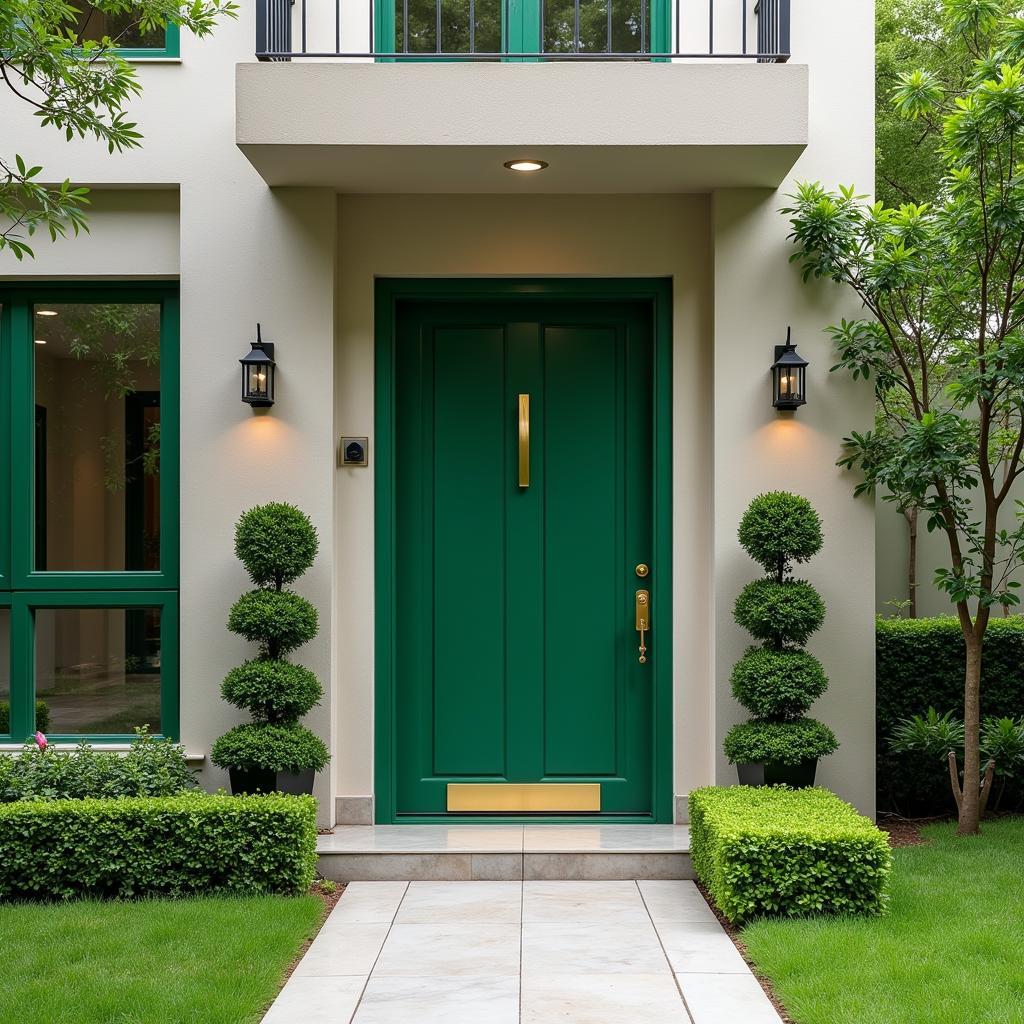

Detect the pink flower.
[{"left": 34, "top": 731, "right": 47, "bottom": 751}]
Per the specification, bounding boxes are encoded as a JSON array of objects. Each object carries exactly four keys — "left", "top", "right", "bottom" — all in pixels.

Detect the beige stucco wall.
[{"left": 335, "top": 193, "right": 715, "bottom": 812}]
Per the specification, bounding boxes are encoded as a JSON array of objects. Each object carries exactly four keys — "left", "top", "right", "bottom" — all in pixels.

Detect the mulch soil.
[{"left": 708, "top": 816, "right": 949, "bottom": 1023}]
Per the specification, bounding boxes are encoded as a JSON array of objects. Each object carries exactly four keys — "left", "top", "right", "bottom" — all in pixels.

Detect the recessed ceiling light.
[
  {"left": 34, "top": 338, "right": 47, "bottom": 345},
  {"left": 504, "top": 160, "right": 549, "bottom": 172},
  {"left": 35, "top": 309, "right": 58, "bottom": 317}
]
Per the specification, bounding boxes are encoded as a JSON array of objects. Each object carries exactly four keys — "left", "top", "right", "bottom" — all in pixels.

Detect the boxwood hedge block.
[
  {"left": 0, "top": 793, "right": 317, "bottom": 902},
  {"left": 689, "top": 786, "right": 891, "bottom": 924}
]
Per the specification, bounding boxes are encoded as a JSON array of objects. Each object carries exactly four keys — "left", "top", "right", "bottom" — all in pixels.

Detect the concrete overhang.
[{"left": 236, "top": 61, "right": 807, "bottom": 193}]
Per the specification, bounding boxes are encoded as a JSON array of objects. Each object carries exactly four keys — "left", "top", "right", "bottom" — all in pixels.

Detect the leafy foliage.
[
  {"left": 723, "top": 719, "right": 840, "bottom": 767},
  {"left": 734, "top": 579, "right": 826, "bottom": 648},
  {"left": 981, "top": 715, "right": 1024, "bottom": 780},
  {"left": 785, "top": 1, "right": 1024, "bottom": 832},
  {"left": 738, "top": 492, "right": 823, "bottom": 578},
  {"left": 211, "top": 724, "right": 329, "bottom": 774},
  {"left": 0, "top": 700, "right": 50, "bottom": 736},
  {"left": 689, "top": 786, "right": 892, "bottom": 924},
  {"left": 0, "top": 1, "right": 237, "bottom": 259},
  {"left": 235, "top": 503, "right": 319, "bottom": 589},
  {"left": 0, "top": 793, "right": 317, "bottom": 900},
  {"left": 730, "top": 648, "right": 829, "bottom": 721},
  {"left": 221, "top": 659, "right": 322, "bottom": 724},
  {"left": 0, "top": 729, "right": 198, "bottom": 802},
  {"left": 877, "top": 615, "right": 1024, "bottom": 813},
  {"left": 891, "top": 707, "right": 966, "bottom": 760},
  {"left": 227, "top": 590, "right": 318, "bottom": 659}
]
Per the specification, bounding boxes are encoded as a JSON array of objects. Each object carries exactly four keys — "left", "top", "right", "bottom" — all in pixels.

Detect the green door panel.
[{"left": 391, "top": 295, "right": 660, "bottom": 818}]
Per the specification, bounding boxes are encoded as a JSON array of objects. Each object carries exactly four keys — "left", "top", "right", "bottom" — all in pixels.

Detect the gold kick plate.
[{"left": 447, "top": 783, "right": 601, "bottom": 813}]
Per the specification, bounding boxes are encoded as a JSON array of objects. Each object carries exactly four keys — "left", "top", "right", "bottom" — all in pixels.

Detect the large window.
[
  {"left": 72, "top": 3, "right": 180, "bottom": 58},
  {"left": 0, "top": 286, "right": 179, "bottom": 743}
]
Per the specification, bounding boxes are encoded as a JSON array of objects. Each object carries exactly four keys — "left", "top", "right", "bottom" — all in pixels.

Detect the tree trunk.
[
  {"left": 905, "top": 507, "right": 918, "bottom": 618},
  {"left": 958, "top": 633, "right": 983, "bottom": 835}
]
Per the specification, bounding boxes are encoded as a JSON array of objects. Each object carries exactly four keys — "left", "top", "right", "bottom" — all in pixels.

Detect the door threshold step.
[{"left": 317, "top": 825, "right": 692, "bottom": 881}]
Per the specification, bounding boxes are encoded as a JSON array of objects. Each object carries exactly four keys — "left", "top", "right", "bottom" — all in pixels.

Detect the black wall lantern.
[
  {"left": 771, "top": 327, "right": 808, "bottom": 411},
  {"left": 240, "top": 324, "right": 276, "bottom": 408}
]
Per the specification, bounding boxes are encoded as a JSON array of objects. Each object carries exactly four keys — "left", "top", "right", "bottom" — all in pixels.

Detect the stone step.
[{"left": 316, "top": 825, "right": 693, "bottom": 881}]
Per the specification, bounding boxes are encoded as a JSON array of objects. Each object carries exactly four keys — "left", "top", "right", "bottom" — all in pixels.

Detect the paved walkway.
[{"left": 263, "top": 880, "right": 783, "bottom": 1024}]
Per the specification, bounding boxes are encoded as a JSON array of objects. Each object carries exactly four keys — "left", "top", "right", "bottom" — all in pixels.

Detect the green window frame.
[
  {"left": 0, "top": 283, "right": 180, "bottom": 743},
  {"left": 116, "top": 23, "right": 180, "bottom": 59}
]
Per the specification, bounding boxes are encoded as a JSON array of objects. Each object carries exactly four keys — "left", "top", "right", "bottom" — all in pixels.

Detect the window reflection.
[
  {"left": 34, "top": 303, "right": 161, "bottom": 573},
  {"left": 36, "top": 608, "right": 162, "bottom": 735}
]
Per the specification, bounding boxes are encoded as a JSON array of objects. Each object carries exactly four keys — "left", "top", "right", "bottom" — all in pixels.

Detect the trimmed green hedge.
[
  {"left": 0, "top": 701, "right": 50, "bottom": 735},
  {"left": 689, "top": 786, "right": 891, "bottom": 924},
  {"left": 0, "top": 793, "right": 317, "bottom": 901},
  {"left": 877, "top": 616, "right": 1024, "bottom": 814}
]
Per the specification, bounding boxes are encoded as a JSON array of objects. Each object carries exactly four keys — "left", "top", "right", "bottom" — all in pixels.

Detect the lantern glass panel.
[{"left": 244, "top": 362, "right": 272, "bottom": 402}]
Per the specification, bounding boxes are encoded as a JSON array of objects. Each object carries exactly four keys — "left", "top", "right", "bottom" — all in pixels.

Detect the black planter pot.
[
  {"left": 736, "top": 758, "right": 818, "bottom": 788},
  {"left": 228, "top": 767, "right": 315, "bottom": 796}
]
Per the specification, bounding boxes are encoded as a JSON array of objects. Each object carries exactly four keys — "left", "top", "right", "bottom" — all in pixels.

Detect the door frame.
[{"left": 373, "top": 278, "right": 673, "bottom": 823}]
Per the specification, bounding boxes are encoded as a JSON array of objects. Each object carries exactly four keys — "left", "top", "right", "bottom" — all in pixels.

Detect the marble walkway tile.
[
  {"left": 522, "top": 879, "right": 651, "bottom": 924},
  {"left": 638, "top": 879, "right": 719, "bottom": 924},
  {"left": 372, "top": 921, "right": 522, "bottom": 977},
  {"left": 353, "top": 975, "right": 520, "bottom": 1024},
  {"left": 322, "top": 882, "right": 408, "bottom": 924},
  {"left": 521, "top": 972, "right": 690, "bottom": 1024},
  {"left": 655, "top": 920, "right": 750, "bottom": 974},
  {"left": 261, "top": 975, "right": 366, "bottom": 1024},
  {"left": 521, "top": 921, "right": 668, "bottom": 975},
  {"left": 677, "top": 971, "right": 784, "bottom": 1024},
  {"left": 292, "top": 920, "right": 393, "bottom": 978},
  {"left": 394, "top": 880, "right": 523, "bottom": 923}
]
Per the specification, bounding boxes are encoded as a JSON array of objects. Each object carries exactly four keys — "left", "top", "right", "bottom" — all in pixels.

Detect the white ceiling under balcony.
[{"left": 236, "top": 62, "right": 807, "bottom": 193}]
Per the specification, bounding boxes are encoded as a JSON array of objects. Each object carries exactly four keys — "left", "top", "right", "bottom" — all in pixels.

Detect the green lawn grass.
[
  {"left": 741, "top": 816, "right": 1024, "bottom": 1024},
  {"left": 0, "top": 894, "right": 324, "bottom": 1024}
]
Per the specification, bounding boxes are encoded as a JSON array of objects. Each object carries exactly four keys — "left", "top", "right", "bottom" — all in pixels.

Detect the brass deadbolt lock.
[{"left": 635, "top": 563, "right": 650, "bottom": 578}]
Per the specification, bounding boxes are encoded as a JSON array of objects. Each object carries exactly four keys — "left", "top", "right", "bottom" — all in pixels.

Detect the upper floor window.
[
  {"left": 72, "top": 3, "right": 181, "bottom": 57},
  {"left": 388, "top": 0, "right": 667, "bottom": 55}
]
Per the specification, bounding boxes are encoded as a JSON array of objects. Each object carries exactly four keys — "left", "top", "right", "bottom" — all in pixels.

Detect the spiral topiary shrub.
[
  {"left": 724, "top": 492, "right": 838, "bottom": 786},
  {"left": 211, "top": 503, "right": 329, "bottom": 795},
  {"left": 734, "top": 579, "right": 825, "bottom": 647},
  {"left": 730, "top": 647, "right": 829, "bottom": 720}
]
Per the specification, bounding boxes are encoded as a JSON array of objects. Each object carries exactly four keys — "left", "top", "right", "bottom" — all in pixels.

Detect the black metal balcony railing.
[{"left": 256, "top": 0, "right": 790, "bottom": 61}]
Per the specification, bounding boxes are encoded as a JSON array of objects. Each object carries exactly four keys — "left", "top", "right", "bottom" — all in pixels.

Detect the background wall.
[{"left": 711, "top": 0, "right": 877, "bottom": 816}]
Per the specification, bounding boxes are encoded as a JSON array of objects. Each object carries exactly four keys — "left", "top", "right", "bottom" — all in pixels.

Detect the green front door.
[{"left": 382, "top": 285, "right": 668, "bottom": 820}]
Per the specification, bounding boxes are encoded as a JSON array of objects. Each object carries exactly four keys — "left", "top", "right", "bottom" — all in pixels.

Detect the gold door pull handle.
[
  {"left": 518, "top": 393, "right": 530, "bottom": 488},
  {"left": 635, "top": 589, "right": 650, "bottom": 664}
]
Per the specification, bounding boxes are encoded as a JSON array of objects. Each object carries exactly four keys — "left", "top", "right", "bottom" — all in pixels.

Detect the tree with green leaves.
[
  {"left": 784, "top": 0, "right": 1024, "bottom": 836},
  {"left": 1, "top": 0, "right": 236, "bottom": 260}
]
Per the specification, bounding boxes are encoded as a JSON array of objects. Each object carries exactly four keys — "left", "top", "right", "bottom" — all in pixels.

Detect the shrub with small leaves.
[
  {"left": 215, "top": 504, "right": 329, "bottom": 783},
  {"left": 730, "top": 647, "right": 828, "bottom": 720},
  {"left": 734, "top": 579, "right": 825, "bottom": 648},
  {"left": 723, "top": 718, "right": 839, "bottom": 766},
  {"left": 0, "top": 700, "right": 49, "bottom": 736},
  {"left": 689, "top": 786, "right": 891, "bottom": 924},
  {"left": 738, "top": 491, "right": 823, "bottom": 577},
  {"left": 227, "top": 590, "right": 318, "bottom": 658},
  {"left": 235, "top": 503, "right": 318, "bottom": 589},
  {"left": 221, "top": 660, "right": 322, "bottom": 723},
  {"left": 0, "top": 793, "right": 317, "bottom": 901},
  {"left": 212, "top": 723, "right": 329, "bottom": 774},
  {"left": 0, "top": 730, "right": 198, "bottom": 803},
  {"left": 725, "top": 492, "right": 836, "bottom": 776}
]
